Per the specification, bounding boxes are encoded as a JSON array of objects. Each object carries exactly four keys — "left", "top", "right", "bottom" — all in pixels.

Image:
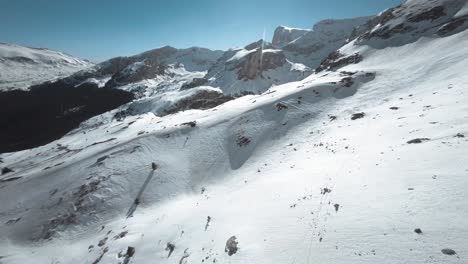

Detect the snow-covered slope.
[
  {"left": 1, "top": 0, "right": 468, "bottom": 263},
  {"left": 0, "top": 43, "right": 93, "bottom": 91}
]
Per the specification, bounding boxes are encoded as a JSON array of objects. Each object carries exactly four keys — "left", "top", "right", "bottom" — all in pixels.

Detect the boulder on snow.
[
  {"left": 407, "top": 138, "right": 430, "bottom": 144},
  {"left": 1, "top": 167, "right": 14, "bottom": 175},
  {"left": 225, "top": 236, "right": 239, "bottom": 256},
  {"left": 351, "top": 112, "right": 365, "bottom": 120},
  {"left": 441, "top": 248, "right": 457, "bottom": 255}
]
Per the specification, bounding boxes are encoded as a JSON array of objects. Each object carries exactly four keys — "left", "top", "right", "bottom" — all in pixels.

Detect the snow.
[
  {"left": 0, "top": 43, "right": 93, "bottom": 91},
  {"left": 227, "top": 48, "right": 257, "bottom": 62},
  {"left": 455, "top": 1, "right": 468, "bottom": 17},
  {"left": 1, "top": 1, "right": 468, "bottom": 263}
]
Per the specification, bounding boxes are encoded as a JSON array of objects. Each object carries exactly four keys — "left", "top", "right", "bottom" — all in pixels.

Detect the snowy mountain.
[
  {"left": 1, "top": 0, "right": 468, "bottom": 263},
  {"left": 205, "top": 40, "right": 312, "bottom": 95},
  {"left": 274, "top": 17, "right": 372, "bottom": 68},
  {"left": 272, "top": 26, "right": 310, "bottom": 47},
  {"left": 0, "top": 42, "right": 93, "bottom": 91}
]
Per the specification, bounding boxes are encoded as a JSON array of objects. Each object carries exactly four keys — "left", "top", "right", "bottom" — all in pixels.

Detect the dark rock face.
[
  {"left": 353, "top": 1, "right": 468, "bottom": 45},
  {"left": 0, "top": 81, "right": 133, "bottom": 153},
  {"left": 236, "top": 49, "right": 286, "bottom": 80},
  {"left": 164, "top": 90, "right": 233, "bottom": 116},
  {"left": 316, "top": 51, "right": 363, "bottom": 73},
  {"left": 407, "top": 6, "right": 446, "bottom": 23},
  {"left": 1, "top": 167, "right": 14, "bottom": 175},
  {"left": 438, "top": 15, "right": 468, "bottom": 35},
  {"left": 181, "top": 78, "right": 208, "bottom": 90},
  {"left": 104, "top": 60, "right": 168, "bottom": 89}
]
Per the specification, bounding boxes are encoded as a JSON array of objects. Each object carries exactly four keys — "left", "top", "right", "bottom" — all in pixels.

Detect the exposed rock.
[
  {"left": 236, "top": 49, "right": 286, "bottom": 80},
  {"left": 205, "top": 216, "right": 211, "bottom": 231},
  {"left": 334, "top": 204, "right": 340, "bottom": 212},
  {"left": 407, "top": 138, "right": 430, "bottom": 144},
  {"left": 316, "top": 51, "right": 363, "bottom": 72},
  {"left": 166, "top": 242, "right": 175, "bottom": 258},
  {"left": 236, "top": 135, "right": 251, "bottom": 147},
  {"left": 181, "top": 78, "right": 208, "bottom": 90},
  {"left": 438, "top": 15, "right": 468, "bottom": 35},
  {"left": 98, "top": 237, "right": 108, "bottom": 247},
  {"left": 441, "top": 248, "right": 457, "bottom": 255},
  {"left": 225, "top": 236, "right": 239, "bottom": 256},
  {"left": 164, "top": 90, "right": 233, "bottom": 116},
  {"left": 408, "top": 6, "right": 446, "bottom": 23},
  {"left": 180, "top": 121, "right": 197, "bottom": 128},
  {"left": 414, "top": 228, "right": 423, "bottom": 234},
  {"left": 272, "top": 26, "right": 310, "bottom": 48},
  {"left": 276, "top": 102, "right": 289, "bottom": 111},
  {"left": 1, "top": 167, "right": 14, "bottom": 175},
  {"left": 351, "top": 112, "right": 365, "bottom": 120},
  {"left": 113, "top": 231, "right": 128, "bottom": 240}
]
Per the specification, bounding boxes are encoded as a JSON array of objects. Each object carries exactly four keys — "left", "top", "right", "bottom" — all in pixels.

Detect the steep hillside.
[
  {"left": 1, "top": 1, "right": 468, "bottom": 263},
  {"left": 0, "top": 43, "right": 93, "bottom": 91}
]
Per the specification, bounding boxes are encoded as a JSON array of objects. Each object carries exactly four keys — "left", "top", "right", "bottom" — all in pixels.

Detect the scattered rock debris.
[
  {"left": 407, "top": 138, "right": 430, "bottom": 144},
  {"left": 321, "top": 187, "right": 332, "bottom": 195},
  {"left": 414, "top": 228, "right": 423, "bottom": 234},
  {"left": 441, "top": 248, "right": 457, "bottom": 256},
  {"left": 351, "top": 112, "right": 365, "bottom": 120},
  {"left": 455, "top": 133, "right": 465, "bottom": 138},
  {"left": 166, "top": 243, "right": 176, "bottom": 258},
  {"left": 225, "top": 236, "right": 239, "bottom": 256},
  {"left": 114, "top": 231, "right": 128, "bottom": 240}
]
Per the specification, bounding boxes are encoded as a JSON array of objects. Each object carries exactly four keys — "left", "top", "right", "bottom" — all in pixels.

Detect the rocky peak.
[
  {"left": 354, "top": 0, "right": 468, "bottom": 46},
  {"left": 272, "top": 26, "right": 310, "bottom": 48}
]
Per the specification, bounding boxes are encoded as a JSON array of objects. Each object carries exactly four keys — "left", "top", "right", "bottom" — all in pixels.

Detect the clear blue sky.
[{"left": 0, "top": 0, "right": 403, "bottom": 62}]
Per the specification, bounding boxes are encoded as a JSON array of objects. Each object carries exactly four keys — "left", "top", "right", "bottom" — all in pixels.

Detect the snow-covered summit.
[{"left": 0, "top": 43, "right": 93, "bottom": 91}]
